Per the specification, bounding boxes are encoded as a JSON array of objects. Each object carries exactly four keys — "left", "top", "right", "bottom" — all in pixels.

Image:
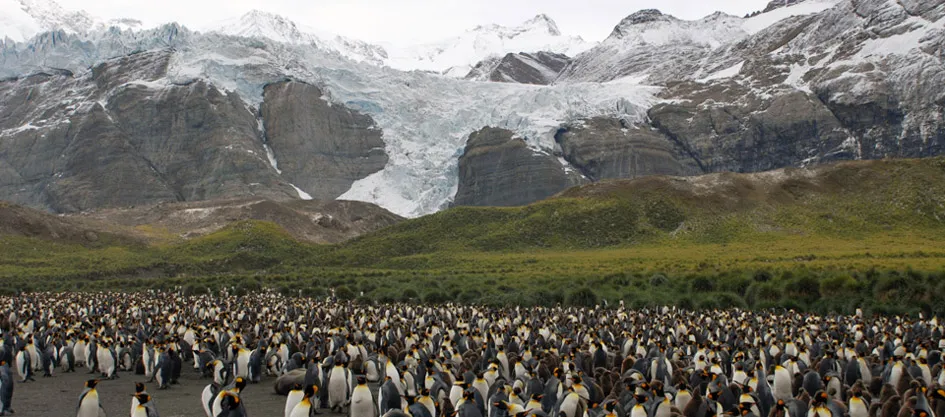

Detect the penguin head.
[
  {"left": 234, "top": 377, "right": 247, "bottom": 391},
  {"left": 304, "top": 385, "right": 317, "bottom": 398},
  {"left": 135, "top": 382, "right": 145, "bottom": 393},
  {"left": 220, "top": 393, "right": 241, "bottom": 410},
  {"left": 134, "top": 393, "right": 151, "bottom": 405},
  {"left": 932, "top": 389, "right": 945, "bottom": 400},
  {"left": 357, "top": 375, "right": 367, "bottom": 385},
  {"left": 86, "top": 379, "right": 100, "bottom": 389}
]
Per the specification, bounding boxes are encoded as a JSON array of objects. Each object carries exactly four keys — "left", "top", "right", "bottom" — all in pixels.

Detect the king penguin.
[
  {"left": 351, "top": 375, "right": 379, "bottom": 417},
  {"left": 14, "top": 347, "right": 31, "bottom": 383},
  {"left": 132, "top": 382, "right": 148, "bottom": 416},
  {"left": 290, "top": 385, "right": 318, "bottom": 417},
  {"left": 131, "top": 393, "right": 159, "bottom": 417},
  {"left": 76, "top": 379, "right": 106, "bottom": 417},
  {"left": 285, "top": 384, "right": 306, "bottom": 417},
  {"left": 329, "top": 361, "right": 352, "bottom": 412},
  {"left": 0, "top": 360, "right": 13, "bottom": 416}
]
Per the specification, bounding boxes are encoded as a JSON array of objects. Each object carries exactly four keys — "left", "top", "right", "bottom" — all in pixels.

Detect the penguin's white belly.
[
  {"left": 655, "top": 403, "right": 672, "bottom": 417},
  {"left": 329, "top": 368, "right": 348, "bottom": 407},
  {"left": 630, "top": 405, "right": 647, "bottom": 417},
  {"left": 889, "top": 366, "right": 902, "bottom": 387},
  {"left": 290, "top": 401, "right": 312, "bottom": 417},
  {"left": 450, "top": 386, "right": 463, "bottom": 407},
  {"left": 28, "top": 347, "right": 41, "bottom": 371},
  {"left": 132, "top": 405, "right": 150, "bottom": 417},
  {"left": 675, "top": 392, "right": 692, "bottom": 411},
  {"left": 75, "top": 345, "right": 87, "bottom": 365},
  {"left": 77, "top": 391, "right": 100, "bottom": 417},
  {"left": 560, "top": 394, "right": 580, "bottom": 417},
  {"left": 285, "top": 390, "right": 304, "bottom": 417},
  {"left": 201, "top": 385, "right": 214, "bottom": 417},
  {"left": 15, "top": 353, "right": 27, "bottom": 377},
  {"left": 236, "top": 353, "right": 250, "bottom": 378},
  {"left": 351, "top": 388, "right": 376, "bottom": 417},
  {"left": 849, "top": 400, "right": 867, "bottom": 417}
]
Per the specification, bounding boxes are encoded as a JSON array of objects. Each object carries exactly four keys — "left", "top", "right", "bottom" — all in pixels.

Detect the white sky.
[{"left": 56, "top": 0, "right": 767, "bottom": 44}]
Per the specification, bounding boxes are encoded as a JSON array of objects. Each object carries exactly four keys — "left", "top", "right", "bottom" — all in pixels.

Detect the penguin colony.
[{"left": 0, "top": 291, "right": 943, "bottom": 417}]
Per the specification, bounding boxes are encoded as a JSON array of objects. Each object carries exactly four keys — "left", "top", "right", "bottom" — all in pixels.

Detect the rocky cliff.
[
  {"left": 465, "top": 52, "right": 571, "bottom": 85},
  {"left": 260, "top": 80, "right": 388, "bottom": 201},
  {"left": 0, "top": 50, "right": 388, "bottom": 213},
  {"left": 454, "top": 127, "right": 584, "bottom": 207}
]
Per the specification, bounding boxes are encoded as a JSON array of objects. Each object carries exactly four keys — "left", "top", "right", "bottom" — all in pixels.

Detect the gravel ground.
[{"left": 10, "top": 366, "right": 353, "bottom": 417}]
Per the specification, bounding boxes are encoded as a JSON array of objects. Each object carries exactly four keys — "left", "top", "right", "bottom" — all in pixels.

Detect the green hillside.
[{"left": 2, "top": 158, "right": 945, "bottom": 314}]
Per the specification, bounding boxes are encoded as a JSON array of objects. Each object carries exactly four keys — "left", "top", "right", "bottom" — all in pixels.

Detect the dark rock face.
[
  {"left": 647, "top": 79, "right": 856, "bottom": 173},
  {"left": 260, "top": 81, "right": 388, "bottom": 201},
  {"left": 465, "top": 52, "right": 571, "bottom": 85},
  {"left": 0, "top": 50, "right": 388, "bottom": 213},
  {"left": 0, "top": 50, "right": 289, "bottom": 213},
  {"left": 454, "top": 127, "right": 584, "bottom": 207},
  {"left": 555, "top": 118, "right": 700, "bottom": 181}
]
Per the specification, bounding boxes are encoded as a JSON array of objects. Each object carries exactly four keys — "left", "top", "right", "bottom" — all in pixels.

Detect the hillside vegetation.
[{"left": 2, "top": 158, "right": 945, "bottom": 315}]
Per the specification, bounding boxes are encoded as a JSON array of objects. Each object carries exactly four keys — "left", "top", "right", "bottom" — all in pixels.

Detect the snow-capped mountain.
[
  {"left": 1, "top": 0, "right": 945, "bottom": 219},
  {"left": 0, "top": 9, "right": 651, "bottom": 217},
  {"left": 205, "top": 10, "right": 389, "bottom": 65},
  {"left": 0, "top": 0, "right": 143, "bottom": 42},
  {"left": 557, "top": 0, "right": 842, "bottom": 83},
  {"left": 384, "top": 14, "right": 594, "bottom": 77}
]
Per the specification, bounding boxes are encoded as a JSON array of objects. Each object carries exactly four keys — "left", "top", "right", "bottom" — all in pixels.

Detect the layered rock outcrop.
[
  {"left": 454, "top": 127, "right": 584, "bottom": 207},
  {"left": 260, "top": 80, "right": 387, "bottom": 201}
]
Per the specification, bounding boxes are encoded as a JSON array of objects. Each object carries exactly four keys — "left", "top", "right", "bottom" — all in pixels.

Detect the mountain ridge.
[{"left": 2, "top": 0, "right": 945, "bottom": 218}]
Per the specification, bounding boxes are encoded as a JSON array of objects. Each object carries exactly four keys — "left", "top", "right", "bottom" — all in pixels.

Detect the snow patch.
[
  {"left": 742, "top": 0, "right": 842, "bottom": 35},
  {"left": 698, "top": 61, "right": 744, "bottom": 82},
  {"left": 291, "top": 184, "right": 313, "bottom": 200},
  {"left": 263, "top": 144, "right": 281, "bottom": 174}
]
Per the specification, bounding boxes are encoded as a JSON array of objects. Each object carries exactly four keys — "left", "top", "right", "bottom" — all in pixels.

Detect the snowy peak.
[
  {"left": 605, "top": 8, "right": 744, "bottom": 48},
  {"left": 210, "top": 9, "right": 310, "bottom": 44},
  {"left": 205, "top": 10, "right": 389, "bottom": 64},
  {"left": 17, "top": 0, "right": 97, "bottom": 33},
  {"left": 210, "top": 10, "right": 300, "bottom": 43},
  {"left": 616, "top": 9, "right": 675, "bottom": 28},
  {"left": 520, "top": 14, "right": 562, "bottom": 36},
  {"left": 385, "top": 13, "right": 593, "bottom": 76},
  {"left": 0, "top": 0, "right": 98, "bottom": 42},
  {"left": 471, "top": 14, "right": 568, "bottom": 40}
]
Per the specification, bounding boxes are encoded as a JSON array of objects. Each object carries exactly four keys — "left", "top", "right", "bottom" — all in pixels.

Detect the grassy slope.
[{"left": 2, "top": 158, "right": 944, "bottom": 314}]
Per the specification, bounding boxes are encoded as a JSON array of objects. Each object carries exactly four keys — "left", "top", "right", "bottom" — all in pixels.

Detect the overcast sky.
[{"left": 56, "top": 0, "right": 766, "bottom": 44}]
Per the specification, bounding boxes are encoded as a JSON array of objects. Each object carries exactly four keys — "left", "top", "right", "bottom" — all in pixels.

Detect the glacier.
[
  {"left": 0, "top": 0, "right": 872, "bottom": 217},
  {"left": 0, "top": 21, "right": 657, "bottom": 218}
]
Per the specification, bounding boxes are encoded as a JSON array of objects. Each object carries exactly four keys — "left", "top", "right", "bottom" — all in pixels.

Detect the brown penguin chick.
[
  {"left": 621, "top": 357, "right": 636, "bottom": 375},
  {"left": 871, "top": 378, "right": 887, "bottom": 398},
  {"left": 796, "top": 389, "right": 811, "bottom": 405},
  {"left": 683, "top": 387, "right": 706, "bottom": 417},
  {"left": 793, "top": 373, "right": 805, "bottom": 397},
  {"left": 902, "top": 381, "right": 923, "bottom": 403},
  {"left": 880, "top": 384, "right": 900, "bottom": 405},
  {"left": 439, "top": 396, "right": 455, "bottom": 417},
  {"left": 895, "top": 372, "right": 914, "bottom": 397},
  {"left": 894, "top": 396, "right": 915, "bottom": 417},
  {"left": 879, "top": 396, "right": 902, "bottom": 417}
]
